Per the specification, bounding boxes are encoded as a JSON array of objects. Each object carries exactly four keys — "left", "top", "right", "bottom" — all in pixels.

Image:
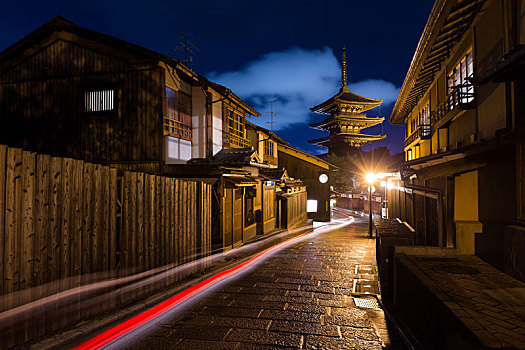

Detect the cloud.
[{"left": 207, "top": 47, "right": 399, "bottom": 130}]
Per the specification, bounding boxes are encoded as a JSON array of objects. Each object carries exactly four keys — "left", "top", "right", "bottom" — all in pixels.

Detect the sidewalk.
[
  {"left": 374, "top": 218, "right": 525, "bottom": 349},
  {"left": 66, "top": 211, "right": 407, "bottom": 349}
]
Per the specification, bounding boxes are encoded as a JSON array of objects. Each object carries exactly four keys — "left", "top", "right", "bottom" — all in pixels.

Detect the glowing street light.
[{"left": 365, "top": 172, "right": 376, "bottom": 238}]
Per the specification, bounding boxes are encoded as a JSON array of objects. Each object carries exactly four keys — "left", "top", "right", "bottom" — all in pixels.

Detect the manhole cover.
[
  {"left": 441, "top": 265, "right": 480, "bottom": 275},
  {"left": 353, "top": 297, "right": 380, "bottom": 309}
]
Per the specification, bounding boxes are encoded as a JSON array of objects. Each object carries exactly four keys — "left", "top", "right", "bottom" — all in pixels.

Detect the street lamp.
[{"left": 365, "top": 172, "right": 376, "bottom": 238}]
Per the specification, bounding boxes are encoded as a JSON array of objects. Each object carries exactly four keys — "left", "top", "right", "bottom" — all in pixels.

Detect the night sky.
[{"left": 0, "top": 0, "right": 433, "bottom": 155}]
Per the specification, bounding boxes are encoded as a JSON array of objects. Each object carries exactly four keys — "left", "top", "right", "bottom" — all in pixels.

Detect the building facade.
[
  {"left": 0, "top": 17, "right": 311, "bottom": 254},
  {"left": 389, "top": 0, "right": 525, "bottom": 279}
]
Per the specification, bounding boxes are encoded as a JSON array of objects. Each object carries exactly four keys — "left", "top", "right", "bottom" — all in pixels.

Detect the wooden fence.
[
  {"left": 283, "top": 191, "right": 307, "bottom": 229},
  {"left": 386, "top": 183, "right": 442, "bottom": 247},
  {"left": 0, "top": 144, "right": 212, "bottom": 347}
]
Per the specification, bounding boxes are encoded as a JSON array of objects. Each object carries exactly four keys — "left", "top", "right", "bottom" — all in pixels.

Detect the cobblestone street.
[{"left": 110, "top": 212, "right": 405, "bottom": 349}]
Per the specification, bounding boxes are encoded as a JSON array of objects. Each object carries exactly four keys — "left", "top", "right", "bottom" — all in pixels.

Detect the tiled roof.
[
  {"left": 311, "top": 87, "right": 382, "bottom": 114},
  {"left": 260, "top": 168, "right": 288, "bottom": 180},
  {"left": 244, "top": 120, "right": 288, "bottom": 145},
  {"left": 212, "top": 148, "right": 257, "bottom": 166},
  {"left": 207, "top": 81, "right": 261, "bottom": 117}
]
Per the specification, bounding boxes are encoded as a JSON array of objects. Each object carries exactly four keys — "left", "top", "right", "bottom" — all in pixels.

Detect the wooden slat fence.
[
  {"left": 0, "top": 145, "right": 118, "bottom": 309},
  {"left": 119, "top": 171, "right": 212, "bottom": 277},
  {"left": 0, "top": 144, "right": 212, "bottom": 348}
]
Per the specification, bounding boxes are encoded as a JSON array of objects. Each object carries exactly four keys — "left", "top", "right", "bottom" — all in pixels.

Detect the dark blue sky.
[{"left": 0, "top": 0, "right": 433, "bottom": 155}]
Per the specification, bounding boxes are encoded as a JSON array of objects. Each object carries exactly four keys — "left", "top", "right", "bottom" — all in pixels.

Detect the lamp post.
[{"left": 365, "top": 173, "right": 376, "bottom": 238}]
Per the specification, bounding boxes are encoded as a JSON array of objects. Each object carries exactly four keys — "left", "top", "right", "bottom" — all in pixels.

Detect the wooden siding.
[
  {"left": 283, "top": 191, "right": 307, "bottom": 229},
  {"left": 278, "top": 150, "right": 330, "bottom": 222},
  {"left": 0, "top": 39, "right": 164, "bottom": 163}
]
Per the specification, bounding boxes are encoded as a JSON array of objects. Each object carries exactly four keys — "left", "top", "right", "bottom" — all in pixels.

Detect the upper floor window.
[
  {"left": 447, "top": 49, "right": 474, "bottom": 104},
  {"left": 164, "top": 86, "right": 192, "bottom": 140},
  {"left": 85, "top": 89, "right": 114, "bottom": 112},
  {"left": 410, "top": 103, "right": 430, "bottom": 135},
  {"left": 264, "top": 139, "right": 274, "bottom": 157},
  {"left": 227, "top": 109, "right": 244, "bottom": 137},
  {"left": 226, "top": 109, "right": 250, "bottom": 148}
]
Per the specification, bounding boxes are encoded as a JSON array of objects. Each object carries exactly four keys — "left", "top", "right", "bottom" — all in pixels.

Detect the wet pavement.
[{"left": 106, "top": 211, "right": 406, "bottom": 349}]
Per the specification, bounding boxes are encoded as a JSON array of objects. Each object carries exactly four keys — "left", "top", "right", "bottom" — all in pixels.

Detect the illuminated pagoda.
[{"left": 309, "top": 47, "right": 385, "bottom": 155}]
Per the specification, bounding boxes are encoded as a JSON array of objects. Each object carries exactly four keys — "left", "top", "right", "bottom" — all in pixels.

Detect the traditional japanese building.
[{"left": 309, "top": 47, "right": 385, "bottom": 156}]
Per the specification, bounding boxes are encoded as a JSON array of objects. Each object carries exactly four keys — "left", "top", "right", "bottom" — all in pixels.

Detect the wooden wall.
[
  {"left": 278, "top": 151, "right": 330, "bottom": 221},
  {"left": 0, "top": 39, "right": 164, "bottom": 163},
  {"left": 283, "top": 191, "right": 307, "bottom": 229}
]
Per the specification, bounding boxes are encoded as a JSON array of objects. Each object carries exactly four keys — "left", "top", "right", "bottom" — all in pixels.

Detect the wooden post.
[{"left": 0, "top": 145, "right": 6, "bottom": 300}]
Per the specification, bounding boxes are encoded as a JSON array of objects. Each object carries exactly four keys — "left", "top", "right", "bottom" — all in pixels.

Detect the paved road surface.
[{"left": 104, "top": 211, "right": 405, "bottom": 349}]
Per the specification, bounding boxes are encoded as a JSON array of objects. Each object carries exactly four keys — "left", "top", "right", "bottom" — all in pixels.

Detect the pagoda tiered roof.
[
  {"left": 310, "top": 114, "right": 384, "bottom": 131},
  {"left": 309, "top": 133, "right": 386, "bottom": 148},
  {"left": 308, "top": 46, "right": 385, "bottom": 153},
  {"left": 310, "top": 86, "right": 382, "bottom": 114}
]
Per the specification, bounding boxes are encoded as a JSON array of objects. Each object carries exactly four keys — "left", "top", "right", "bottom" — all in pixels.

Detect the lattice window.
[
  {"left": 85, "top": 89, "right": 114, "bottom": 112},
  {"left": 228, "top": 109, "right": 244, "bottom": 137},
  {"left": 227, "top": 109, "right": 250, "bottom": 148},
  {"left": 264, "top": 139, "right": 274, "bottom": 156},
  {"left": 164, "top": 86, "right": 192, "bottom": 140}
]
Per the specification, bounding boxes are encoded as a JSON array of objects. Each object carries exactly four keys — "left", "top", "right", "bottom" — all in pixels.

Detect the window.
[
  {"left": 447, "top": 49, "right": 474, "bottom": 105},
  {"left": 307, "top": 200, "right": 318, "bottom": 213},
  {"left": 228, "top": 109, "right": 244, "bottom": 137},
  {"left": 85, "top": 89, "right": 114, "bottom": 112},
  {"left": 264, "top": 139, "right": 274, "bottom": 157},
  {"left": 164, "top": 86, "right": 192, "bottom": 140},
  {"left": 227, "top": 109, "right": 250, "bottom": 148}
]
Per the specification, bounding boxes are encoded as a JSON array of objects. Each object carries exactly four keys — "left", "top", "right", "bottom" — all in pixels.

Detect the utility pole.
[
  {"left": 263, "top": 99, "right": 277, "bottom": 131},
  {"left": 175, "top": 33, "right": 200, "bottom": 64}
]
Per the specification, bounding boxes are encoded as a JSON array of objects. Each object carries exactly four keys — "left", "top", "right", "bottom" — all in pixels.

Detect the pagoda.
[{"left": 309, "top": 47, "right": 385, "bottom": 156}]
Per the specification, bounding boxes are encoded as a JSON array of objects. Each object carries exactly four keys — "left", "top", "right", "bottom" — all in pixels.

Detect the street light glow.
[{"left": 365, "top": 172, "right": 376, "bottom": 184}]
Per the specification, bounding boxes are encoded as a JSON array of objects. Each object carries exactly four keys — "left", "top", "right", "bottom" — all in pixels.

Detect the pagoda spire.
[
  {"left": 342, "top": 46, "right": 347, "bottom": 89},
  {"left": 309, "top": 46, "right": 385, "bottom": 155}
]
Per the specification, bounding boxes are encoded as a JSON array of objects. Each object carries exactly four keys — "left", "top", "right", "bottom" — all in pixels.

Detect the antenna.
[
  {"left": 264, "top": 99, "right": 278, "bottom": 131},
  {"left": 175, "top": 33, "right": 200, "bottom": 64}
]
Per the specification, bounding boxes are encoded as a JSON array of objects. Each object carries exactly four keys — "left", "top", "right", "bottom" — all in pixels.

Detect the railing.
[
  {"left": 404, "top": 124, "right": 431, "bottom": 147},
  {"left": 431, "top": 83, "right": 474, "bottom": 126},
  {"left": 228, "top": 133, "right": 251, "bottom": 148},
  {"left": 164, "top": 116, "right": 192, "bottom": 141}
]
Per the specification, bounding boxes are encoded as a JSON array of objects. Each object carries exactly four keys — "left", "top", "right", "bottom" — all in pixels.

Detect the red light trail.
[{"left": 75, "top": 211, "right": 354, "bottom": 349}]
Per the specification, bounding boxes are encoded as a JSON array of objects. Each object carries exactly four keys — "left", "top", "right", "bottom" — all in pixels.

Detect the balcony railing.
[
  {"left": 228, "top": 133, "right": 251, "bottom": 148},
  {"left": 164, "top": 116, "right": 192, "bottom": 141},
  {"left": 431, "top": 83, "right": 474, "bottom": 126},
  {"left": 404, "top": 124, "right": 431, "bottom": 147}
]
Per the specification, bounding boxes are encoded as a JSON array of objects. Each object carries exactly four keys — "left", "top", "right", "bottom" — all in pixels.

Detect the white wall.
[
  {"left": 192, "top": 86, "right": 206, "bottom": 159},
  {"left": 212, "top": 99, "right": 223, "bottom": 155},
  {"left": 165, "top": 136, "right": 192, "bottom": 164}
]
